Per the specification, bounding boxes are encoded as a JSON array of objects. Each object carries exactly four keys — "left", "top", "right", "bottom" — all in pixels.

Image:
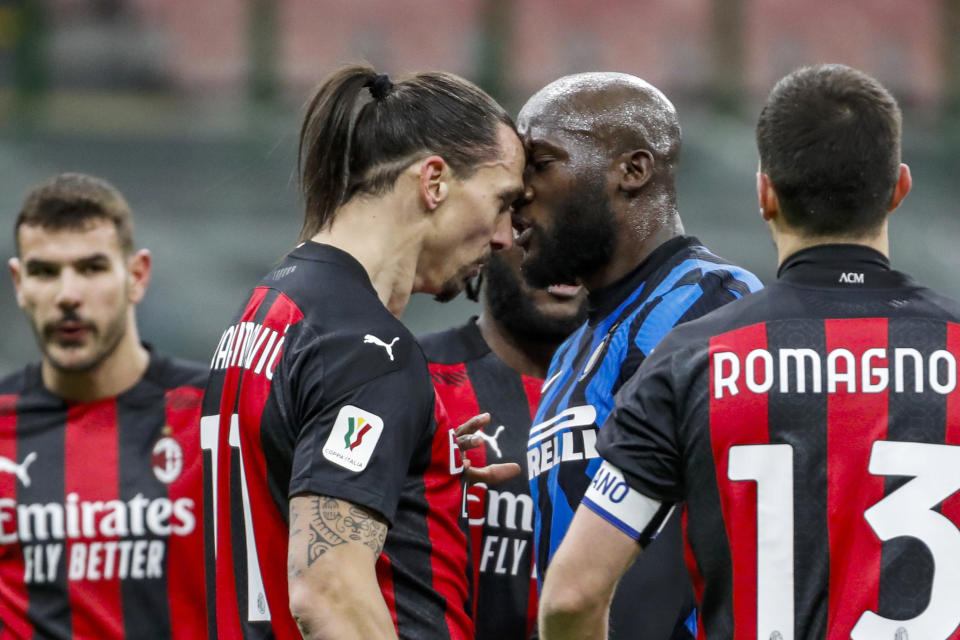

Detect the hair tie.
[{"left": 365, "top": 74, "right": 393, "bottom": 101}]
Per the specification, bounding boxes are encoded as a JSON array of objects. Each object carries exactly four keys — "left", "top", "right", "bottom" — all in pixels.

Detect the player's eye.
[
  {"left": 26, "top": 263, "right": 58, "bottom": 278},
  {"left": 76, "top": 258, "right": 111, "bottom": 275},
  {"left": 530, "top": 156, "right": 554, "bottom": 171}
]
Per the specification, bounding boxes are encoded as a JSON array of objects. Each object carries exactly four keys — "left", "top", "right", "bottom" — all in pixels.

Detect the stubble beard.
[
  {"left": 521, "top": 181, "right": 617, "bottom": 290},
  {"left": 38, "top": 307, "right": 130, "bottom": 374}
]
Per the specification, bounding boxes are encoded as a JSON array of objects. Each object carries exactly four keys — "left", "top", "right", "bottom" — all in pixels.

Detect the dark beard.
[
  {"left": 483, "top": 253, "right": 587, "bottom": 344},
  {"left": 520, "top": 179, "right": 616, "bottom": 289}
]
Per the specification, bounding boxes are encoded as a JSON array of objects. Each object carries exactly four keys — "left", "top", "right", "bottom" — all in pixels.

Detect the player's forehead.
[
  {"left": 470, "top": 124, "right": 525, "bottom": 193},
  {"left": 18, "top": 219, "right": 123, "bottom": 262}
]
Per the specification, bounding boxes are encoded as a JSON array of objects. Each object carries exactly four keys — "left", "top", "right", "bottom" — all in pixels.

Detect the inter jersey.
[
  {"left": 591, "top": 244, "right": 960, "bottom": 639},
  {"left": 201, "top": 242, "right": 470, "bottom": 640},
  {"left": 0, "top": 353, "right": 208, "bottom": 640},
  {"left": 421, "top": 319, "right": 541, "bottom": 639},
  {"left": 530, "top": 235, "right": 762, "bottom": 637}
]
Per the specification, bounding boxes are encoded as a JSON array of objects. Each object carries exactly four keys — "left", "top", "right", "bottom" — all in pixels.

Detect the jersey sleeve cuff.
[{"left": 582, "top": 460, "right": 676, "bottom": 547}]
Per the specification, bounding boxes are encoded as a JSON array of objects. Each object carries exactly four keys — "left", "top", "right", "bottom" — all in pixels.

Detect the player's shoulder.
[
  {"left": 671, "top": 242, "right": 763, "bottom": 290},
  {"left": 898, "top": 283, "right": 960, "bottom": 321},
  {"left": 418, "top": 318, "right": 489, "bottom": 365},
  {"left": 0, "top": 363, "right": 37, "bottom": 397},
  {"left": 281, "top": 301, "right": 428, "bottom": 402},
  {"left": 655, "top": 286, "right": 775, "bottom": 353},
  {"left": 144, "top": 351, "right": 209, "bottom": 391}
]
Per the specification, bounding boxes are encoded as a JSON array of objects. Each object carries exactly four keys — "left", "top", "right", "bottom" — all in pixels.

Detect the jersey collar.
[
  {"left": 587, "top": 235, "right": 700, "bottom": 323},
  {"left": 777, "top": 244, "right": 913, "bottom": 289}
]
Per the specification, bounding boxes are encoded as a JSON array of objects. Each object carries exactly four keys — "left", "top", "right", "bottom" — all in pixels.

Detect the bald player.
[{"left": 512, "top": 73, "right": 763, "bottom": 638}]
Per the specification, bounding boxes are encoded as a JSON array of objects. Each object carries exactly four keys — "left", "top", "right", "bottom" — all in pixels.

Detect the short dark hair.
[
  {"left": 297, "top": 64, "right": 514, "bottom": 241},
  {"left": 15, "top": 173, "right": 134, "bottom": 254},
  {"left": 756, "top": 64, "right": 902, "bottom": 237}
]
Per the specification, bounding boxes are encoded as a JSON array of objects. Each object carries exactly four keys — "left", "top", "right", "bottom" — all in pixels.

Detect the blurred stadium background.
[{"left": 1, "top": 0, "right": 958, "bottom": 374}]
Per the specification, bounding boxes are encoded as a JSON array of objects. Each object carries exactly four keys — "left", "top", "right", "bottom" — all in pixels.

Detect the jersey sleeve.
[
  {"left": 596, "top": 334, "right": 686, "bottom": 505},
  {"left": 283, "top": 325, "right": 434, "bottom": 526}
]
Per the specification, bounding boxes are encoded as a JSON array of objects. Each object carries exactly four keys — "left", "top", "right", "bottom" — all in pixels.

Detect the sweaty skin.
[{"left": 514, "top": 73, "right": 686, "bottom": 293}]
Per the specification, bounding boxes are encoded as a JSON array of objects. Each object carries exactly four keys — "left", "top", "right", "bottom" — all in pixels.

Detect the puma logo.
[
  {"left": 0, "top": 452, "right": 37, "bottom": 487},
  {"left": 476, "top": 425, "right": 506, "bottom": 459},
  {"left": 363, "top": 334, "right": 400, "bottom": 361}
]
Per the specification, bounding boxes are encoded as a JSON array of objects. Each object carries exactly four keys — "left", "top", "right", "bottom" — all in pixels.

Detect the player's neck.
[
  {"left": 311, "top": 193, "right": 426, "bottom": 317},
  {"left": 477, "top": 312, "right": 557, "bottom": 379},
  {"left": 774, "top": 224, "right": 890, "bottom": 267},
  {"left": 42, "top": 320, "right": 150, "bottom": 403},
  {"left": 582, "top": 215, "right": 684, "bottom": 292}
]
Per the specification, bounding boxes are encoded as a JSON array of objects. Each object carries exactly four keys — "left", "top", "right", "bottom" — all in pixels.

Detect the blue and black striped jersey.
[{"left": 528, "top": 235, "right": 762, "bottom": 638}]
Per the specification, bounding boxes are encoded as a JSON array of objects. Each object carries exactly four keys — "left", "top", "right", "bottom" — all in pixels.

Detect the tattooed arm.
[{"left": 287, "top": 494, "right": 396, "bottom": 640}]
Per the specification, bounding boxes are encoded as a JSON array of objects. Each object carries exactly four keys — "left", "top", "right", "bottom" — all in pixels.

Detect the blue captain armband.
[{"left": 581, "top": 460, "right": 677, "bottom": 548}]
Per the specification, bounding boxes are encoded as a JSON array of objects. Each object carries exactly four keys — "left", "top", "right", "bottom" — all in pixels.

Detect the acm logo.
[{"left": 839, "top": 272, "right": 865, "bottom": 284}]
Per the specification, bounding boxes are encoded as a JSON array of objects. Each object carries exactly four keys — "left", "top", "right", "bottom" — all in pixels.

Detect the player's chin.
[{"left": 433, "top": 276, "right": 466, "bottom": 303}]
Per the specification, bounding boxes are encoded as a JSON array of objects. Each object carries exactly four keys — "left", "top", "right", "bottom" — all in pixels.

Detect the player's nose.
[{"left": 490, "top": 212, "right": 514, "bottom": 252}]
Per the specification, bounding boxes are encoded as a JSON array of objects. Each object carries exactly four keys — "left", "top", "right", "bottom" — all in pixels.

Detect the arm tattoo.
[{"left": 292, "top": 495, "right": 388, "bottom": 570}]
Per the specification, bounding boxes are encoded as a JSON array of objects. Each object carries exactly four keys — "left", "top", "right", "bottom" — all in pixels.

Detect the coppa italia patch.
[{"left": 323, "top": 406, "right": 384, "bottom": 472}]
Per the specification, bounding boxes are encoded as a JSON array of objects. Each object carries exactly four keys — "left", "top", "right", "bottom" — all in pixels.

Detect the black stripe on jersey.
[
  {"left": 766, "top": 319, "right": 830, "bottom": 639},
  {"left": 17, "top": 386, "right": 72, "bottom": 639},
  {"left": 676, "top": 271, "right": 747, "bottom": 326},
  {"left": 879, "top": 318, "right": 943, "bottom": 619},
  {"left": 387, "top": 474, "right": 450, "bottom": 640},
  {"left": 117, "top": 387, "right": 171, "bottom": 638},
  {"left": 465, "top": 356, "right": 530, "bottom": 458}
]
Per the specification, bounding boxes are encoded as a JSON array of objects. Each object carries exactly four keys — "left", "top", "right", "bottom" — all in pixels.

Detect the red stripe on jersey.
[
  {"left": 943, "top": 324, "right": 960, "bottom": 546},
  {"left": 430, "top": 362, "right": 484, "bottom": 620},
  {"left": 0, "top": 394, "right": 31, "bottom": 640},
  {"left": 520, "top": 375, "right": 542, "bottom": 423},
  {"left": 64, "top": 400, "right": 122, "bottom": 638},
  {"left": 708, "top": 322, "right": 768, "bottom": 640},
  {"left": 164, "top": 386, "right": 207, "bottom": 640},
  {"left": 824, "top": 318, "right": 888, "bottom": 637},
  {"left": 423, "top": 393, "right": 472, "bottom": 638},
  {"left": 214, "top": 288, "right": 304, "bottom": 639},
  {"left": 375, "top": 552, "right": 400, "bottom": 635},
  {"left": 211, "top": 286, "right": 268, "bottom": 639},
  {"left": 944, "top": 323, "right": 960, "bottom": 640}
]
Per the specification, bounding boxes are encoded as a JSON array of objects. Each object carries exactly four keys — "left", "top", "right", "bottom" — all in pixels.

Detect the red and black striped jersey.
[
  {"left": 0, "top": 352, "right": 208, "bottom": 640},
  {"left": 201, "top": 242, "right": 471, "bottom": 640},
  {"left": 420, "top": 318, "right": 541, "bottom": 640},
  {"left": 592, "top": 244, "right": 960, "bottom": 639}
]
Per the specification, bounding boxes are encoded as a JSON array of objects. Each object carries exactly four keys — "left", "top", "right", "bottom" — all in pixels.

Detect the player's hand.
[{"left": 455, "top": 412, "right": 521, "bottom": 485}]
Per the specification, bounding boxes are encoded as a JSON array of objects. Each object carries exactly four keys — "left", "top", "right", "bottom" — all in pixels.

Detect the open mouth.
[{"left": 512, "top": 216, "right": 533, "bottom": 249}]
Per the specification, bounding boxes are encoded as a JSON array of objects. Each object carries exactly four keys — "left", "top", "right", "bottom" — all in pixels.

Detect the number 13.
[{"left": 729, "top": 441, "right": 960, "bottom": 640}]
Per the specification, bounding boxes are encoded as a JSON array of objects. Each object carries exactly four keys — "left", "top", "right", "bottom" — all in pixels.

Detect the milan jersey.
[
  {"left": 592, "top": 244, "right": 960, "bottom": 639},
  {"left": 0, "top": 353, "right": 208, "bottom": 640},
  {"left": 421, "top": 319, "right": 541, "bottom": 640},
  {"left": 201, "top": 242, "right": 470, "bottom": 640},
  {"left": 530, "top": 235, "right": 762, "bottom": 637}
]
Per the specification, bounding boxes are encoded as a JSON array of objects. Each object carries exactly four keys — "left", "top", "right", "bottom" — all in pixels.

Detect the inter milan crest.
[{"left": 151, "top": 427, "right": 184, "bottom": 484}]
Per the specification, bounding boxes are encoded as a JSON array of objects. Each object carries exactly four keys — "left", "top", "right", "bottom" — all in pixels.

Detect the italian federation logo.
[{"left": 323, "top": 406, "right": 384, "bottom": 472}]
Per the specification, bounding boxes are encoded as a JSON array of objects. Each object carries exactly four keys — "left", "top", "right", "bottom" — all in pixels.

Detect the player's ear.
[
  {"left": 127, "top": 249, "right": 152, "bottom": 304},
  {"left": 617, "top": 149, "right": 654, "bottom": 194},
  {"left": 757, "top": 172, "right": 779, "bottom": 221},
  {"left": 8, "top": 257, "right": 25, "bottom": 308},
  {"left": 888, "top": 163, "right": 912, "bottom": 212},
  {"left": 419, "top": 155, "right": 449, "bottom": 212}
]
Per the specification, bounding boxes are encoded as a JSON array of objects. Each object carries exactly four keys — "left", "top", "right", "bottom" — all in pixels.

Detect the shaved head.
[
  {"left": 517, "top": 72, "right": 681, "bottom": 167},
  {"left": 514, "top": 72, "right": 685, "bottom": 291}
]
